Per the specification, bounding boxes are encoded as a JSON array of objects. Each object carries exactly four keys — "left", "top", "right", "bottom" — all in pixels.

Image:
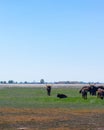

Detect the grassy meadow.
[{"left": 0, "top": 86, "right": 104, "bottom": 109}]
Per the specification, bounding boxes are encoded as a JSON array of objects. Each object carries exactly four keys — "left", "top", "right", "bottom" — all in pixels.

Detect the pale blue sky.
[{"left": 0, "top": 0, "right": 104, "bottom": 82}]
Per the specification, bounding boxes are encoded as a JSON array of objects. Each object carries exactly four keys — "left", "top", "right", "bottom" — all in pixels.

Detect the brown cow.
[
  {"left": 97, "top": 88, "right": 104, "bottom": 99},
  {"left": 81, "top": 88, "right": 88, "bottom": 99},
  {"left": 79, "top": 86, "right": 89, "bottom": 93},
  {"left": 79, "top": 87, "right": 88, "bottom": 99}
]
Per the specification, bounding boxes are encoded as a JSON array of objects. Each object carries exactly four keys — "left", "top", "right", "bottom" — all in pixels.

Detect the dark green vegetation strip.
[{"left": 0, "top": 87, "right": 104, "bottom": 109}]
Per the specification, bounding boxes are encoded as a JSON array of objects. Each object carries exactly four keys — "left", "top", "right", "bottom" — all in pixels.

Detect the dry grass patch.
[{"left": 0, "top": 108, "right": 104, "bottom": 130}]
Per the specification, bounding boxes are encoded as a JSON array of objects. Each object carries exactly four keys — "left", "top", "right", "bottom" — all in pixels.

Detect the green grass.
[{"left": 0, "top": 87, "right": 104, "bottom": 109}]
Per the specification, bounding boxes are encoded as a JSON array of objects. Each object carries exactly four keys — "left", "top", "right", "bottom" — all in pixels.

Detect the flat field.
[{"left": 0, "top": 84, "right": 104, "bottom": 130}]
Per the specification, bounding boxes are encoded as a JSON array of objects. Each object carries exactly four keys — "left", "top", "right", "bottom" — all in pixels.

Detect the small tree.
[
  {"left": 8, "top": 80, "right": 14, "bottom": 84},
  {"left": 40, "top": 79, "right": 45, "bottom": 84},
  {"left": 3, "top": 81, "right": 6, "bottom": 84}
]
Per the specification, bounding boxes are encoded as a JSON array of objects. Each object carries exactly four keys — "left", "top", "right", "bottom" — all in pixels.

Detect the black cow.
[
  {"left": 89, "top": 85, "right": 98, "bottom": 96},
  {"left": 57, "top": 93, "right": 68, "bottom": 98},
  {"left": 46, "top": 85, "right": 51, "bottom": 96}
]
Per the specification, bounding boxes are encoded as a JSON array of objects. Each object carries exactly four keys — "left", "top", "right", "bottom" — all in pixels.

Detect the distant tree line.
[
  {"left": 0, "top": 79, "right": 45, "bottom": 84},
  {"left": 0, "top": 79, "right": 101, "bottom": 84}
]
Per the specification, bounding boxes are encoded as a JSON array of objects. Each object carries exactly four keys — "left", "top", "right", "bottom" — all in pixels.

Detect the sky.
[{"left": 0, "top": 0, "right": 104, "bottom": 83}]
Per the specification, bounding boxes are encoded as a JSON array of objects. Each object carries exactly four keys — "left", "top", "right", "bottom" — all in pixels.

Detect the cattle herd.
[
  {"left": 79, "top": 84, "right": 104, "bottom": 99},
  {"left": 46, "top": 84, "right": 104, "bottom": 100}
]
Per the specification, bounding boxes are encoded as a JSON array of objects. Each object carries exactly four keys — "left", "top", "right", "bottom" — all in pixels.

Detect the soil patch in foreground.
[{"left": 0, "top": 108, "right": 104, "bottom": 130}]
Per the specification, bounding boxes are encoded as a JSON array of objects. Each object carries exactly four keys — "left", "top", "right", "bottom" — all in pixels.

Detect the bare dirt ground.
[{"left": 0, "top": 108, "right": 104, "bottom": 130}]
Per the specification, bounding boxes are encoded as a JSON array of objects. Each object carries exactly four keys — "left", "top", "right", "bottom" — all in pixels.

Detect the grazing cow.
[
  {"left": 79, "top": 86, "right": 89, "bottom": 94},
  {"left": 97, "top": 86, "right": 104, "bottom": 90},
  {"left": 57, "top": 93, "right": 68, "bottom": 98},
  {"left": 79, "top": 85, "right": 97, "bottom": 96},
  {"left": 97, "top": 88, "right": 104, "bottom": 99},
  {"left": 89, "top": 85, "right": 98, "bottom": 96},
  {"left": 46, "top": 85, "right": 51, "bottom": 96},
  {"left": 81, "top": 88, "right": 88, "bottom": 99},
  {"left": 89, "top": 85, "right": 104, "bottom": 96}
]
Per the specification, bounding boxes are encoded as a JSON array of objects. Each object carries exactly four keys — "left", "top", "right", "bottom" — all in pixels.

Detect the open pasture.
[{"left": 0, "top": 85, "right": 104, "bottom": 130}]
